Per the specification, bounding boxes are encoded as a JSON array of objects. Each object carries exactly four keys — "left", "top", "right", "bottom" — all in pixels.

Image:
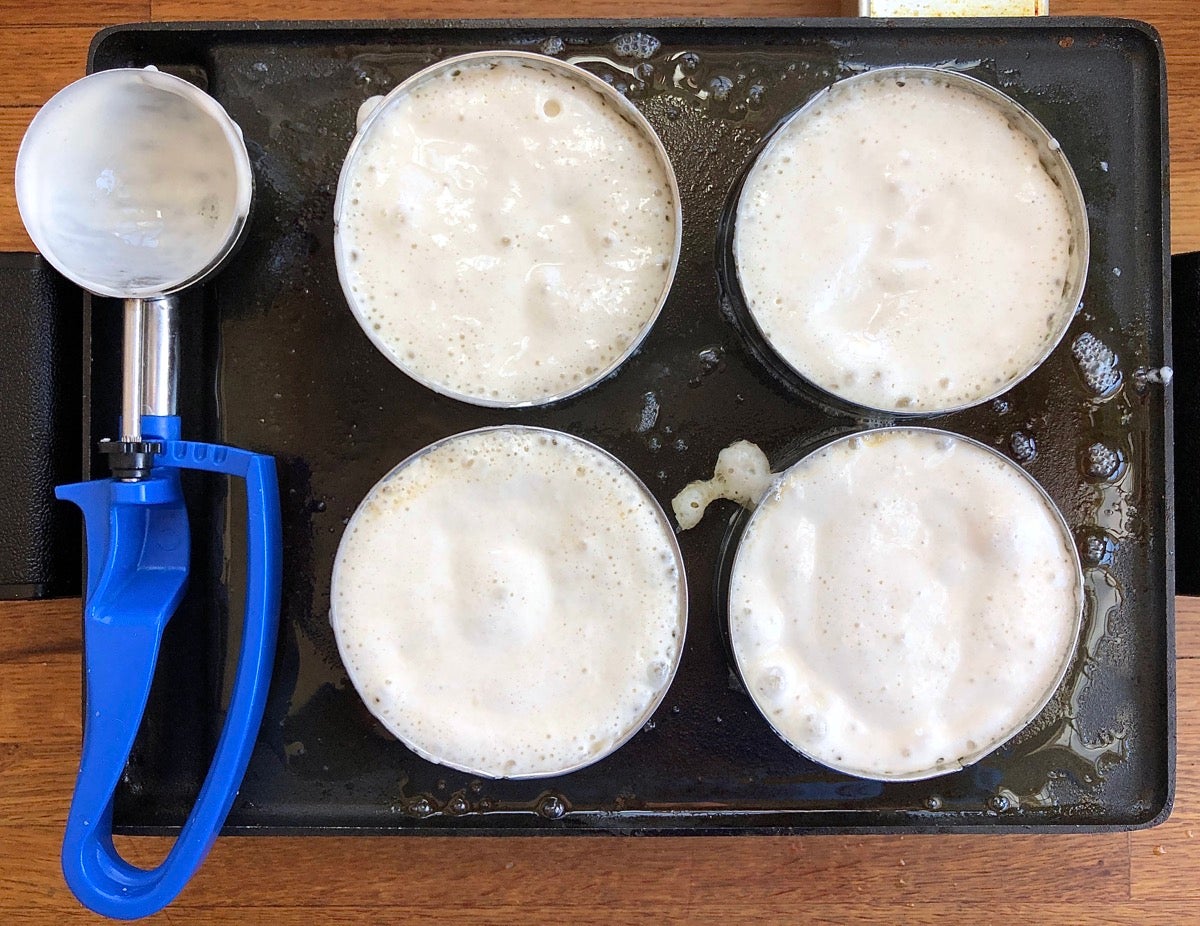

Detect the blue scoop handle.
[{"left": 56, "top": 415, "right": 281, "bottom": 920}]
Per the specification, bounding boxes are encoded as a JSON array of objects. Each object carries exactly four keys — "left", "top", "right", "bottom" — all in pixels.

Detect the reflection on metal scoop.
[{"left": 15, "top": 67, "right": 280, "bottom": 921}]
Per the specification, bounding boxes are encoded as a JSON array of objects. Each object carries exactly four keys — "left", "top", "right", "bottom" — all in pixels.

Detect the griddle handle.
[
  {"left": 0, "top": 253, "right": 82, "bottom": 599},
  {"left": 58, "top": 428, "right": 281, "bottom": 920},
  {"left": 1172, "top": 252, "right": 1199, "bottom": 595}
]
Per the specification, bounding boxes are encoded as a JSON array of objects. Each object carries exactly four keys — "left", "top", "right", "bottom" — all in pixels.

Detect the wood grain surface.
[{"left": 1, "top": 1, "right": 1196, "bottom": 923}]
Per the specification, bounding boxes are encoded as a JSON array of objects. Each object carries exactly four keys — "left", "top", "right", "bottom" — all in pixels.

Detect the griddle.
[{"left": 82, "top": 18, "right": 1173, "bottom": 834}]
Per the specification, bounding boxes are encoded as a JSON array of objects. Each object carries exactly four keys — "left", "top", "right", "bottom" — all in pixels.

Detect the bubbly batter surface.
[
  {"left": 332, "top": 427, "right": 686, "bottom": 778},
  {"left": 337, "top": 56, "right": 679, "bottom": 405},
  {"left": 734, "top": 70, "right": 1077, "bottom": 413},
  {"left": 729, "top": 428, "right": 1081, "bottom": 780}
]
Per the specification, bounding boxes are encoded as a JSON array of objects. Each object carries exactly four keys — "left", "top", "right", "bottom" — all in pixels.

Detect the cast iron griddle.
[{"left": 83, "top": 18, "right": 1173, "bottom": 834}]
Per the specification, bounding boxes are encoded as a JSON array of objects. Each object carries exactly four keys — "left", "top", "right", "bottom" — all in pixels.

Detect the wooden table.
[{"left": 1, "top": 1, "right": 1196, "bottom": 922}]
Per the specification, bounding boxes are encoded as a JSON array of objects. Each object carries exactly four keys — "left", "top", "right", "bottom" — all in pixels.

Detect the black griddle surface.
[{"left": 84, "top": 18, "right": 1173, "bottom": 834}]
